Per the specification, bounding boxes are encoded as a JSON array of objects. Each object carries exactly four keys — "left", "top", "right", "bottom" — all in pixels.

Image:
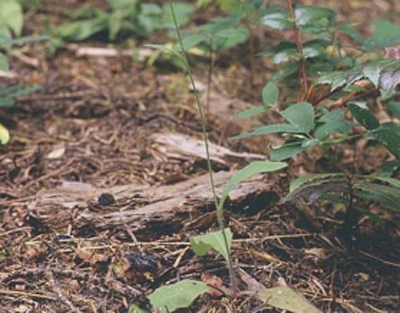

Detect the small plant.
[
  {"left": 50, "top": 0, "right": 195, "bottom": 48},
  {"left": 0, "top": 0, "right": 43, "bottom": 144},
  {"left": 130, "top": 2, "right": 323, "bottom": 312},
  {"left": 233, "top": 2, "right": 400, "bottom": 246}
]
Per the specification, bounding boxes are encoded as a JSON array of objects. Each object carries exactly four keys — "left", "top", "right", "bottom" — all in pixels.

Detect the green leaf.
[
  {"left": 295, "top": 6, "right": 336, "bottom": 28},
  {"left": 370, "top": 123, "right": 400, "bottom": 160},
  {"left": 236, "top": 106, "right": 266, "bottom": 119},
  {"left": 191, "top": 228, "right": 232, "bottom": 262},
  {"left": 270, "top": 141, "right": 308, "bottom": 161},
  {"left": 0, "top": 0, "right": 23, "bottom": 37},
  {"left": 218, "top": 161, "right": 287, "bottom": 210},
  {"left": 108, "top": 10, "right": 123, "bottom": 40},
  {"left": 282, "top": 102, "right": 315, "bottom": 133},
  {"left": 231, "top": 124, "right": 301, "bottom": 140},
  {"left": 148, "top": 280, "right": 210, "bottom": 313},
  {"left": 128, "top": 303, "right": 149, "bottom": 313},
  {"left": 0, "top": 52, "right": 9, "bottom": 71},
  {"left": 56, "top": 19, "right": 107, "bottom": 41},
  {"left": 0, "top": 122, "right": 10, "bottom": 145},
  {"left": 107, "top": 0, "right": 139, "bottom": 11},
  {"left": 212, "top": 26, "right": 249, "bottom": 50},
  {"left": 258, "top": 286, "right": 321, "bottom": 313},
  {"left": 314, "top": 109, "right": 350, "bottom": 140},
  {"left": 388, "top": 101, "right": 400, "bottom": 119},
  {"left": 355, "top": 183, "right": 400, "bottom": 212},
  {"left": 288, "top": 173, "right": 345, "bottom": 194},
  {"left": 317, "top": 71, "right": 349, "bottom": 90},
  {"left": 339, "top": 23, "right": 365, "bottom": 44},
  {"left": 348, "top": 102, "right": 380, "bottom": 130},
  {"left": 260, "top": 10, "right": 292, "bottom": 30},
  {"left": 364, "top": 20, "right": 400, "bottom": 50},
  {"left": 262, "top": 81, "right": 279, "bottom": 107},
  {"left": 162, "top": 2, "right": 195, "bottom": 28},
  {"left": 362, "top": 59, "right": 398, "bottom": 86}
]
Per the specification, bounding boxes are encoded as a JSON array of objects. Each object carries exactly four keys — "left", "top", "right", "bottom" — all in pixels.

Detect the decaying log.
[
  {"left": 149, "top": 133, "right": 267, "bottom": 167},
  {"left": 33, "top": 171, "right": 278, "bottom": 235}
]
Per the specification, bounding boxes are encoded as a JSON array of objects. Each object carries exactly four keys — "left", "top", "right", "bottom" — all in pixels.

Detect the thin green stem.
[{"left": 167, "top": 0, "right": 238, "bottom": 302}]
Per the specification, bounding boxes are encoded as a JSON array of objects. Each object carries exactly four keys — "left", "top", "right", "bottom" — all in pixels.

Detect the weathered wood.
[
  {"left": 150, "top": 133, "right": 267, "bottom": 167},
  {"left": 33, "top": 171, "right": 277, "bottom": 234}
]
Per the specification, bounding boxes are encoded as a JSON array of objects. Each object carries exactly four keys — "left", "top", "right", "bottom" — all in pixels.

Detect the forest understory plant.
[{"left": 144, "top": 0, "right": 400, "bottom": 311}]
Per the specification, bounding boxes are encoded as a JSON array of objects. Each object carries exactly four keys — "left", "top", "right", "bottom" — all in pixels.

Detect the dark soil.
[{"left": 1, "top": 1, "right": 400, "bottom": 312}]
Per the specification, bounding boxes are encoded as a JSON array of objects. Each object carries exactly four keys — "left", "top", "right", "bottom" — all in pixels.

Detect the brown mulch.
[{"left": 1, "top": 1, "right": 400, "bottom": 312}]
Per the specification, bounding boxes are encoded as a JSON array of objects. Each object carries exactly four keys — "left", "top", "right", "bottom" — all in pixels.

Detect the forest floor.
[{"left": 1, "top": 0, "right": 400, "bottom": 312}]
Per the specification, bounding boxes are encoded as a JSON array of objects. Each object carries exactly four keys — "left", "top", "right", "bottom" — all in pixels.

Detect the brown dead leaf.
[{"left": 201, "top": 272, "right": 224, "bottom": 297}]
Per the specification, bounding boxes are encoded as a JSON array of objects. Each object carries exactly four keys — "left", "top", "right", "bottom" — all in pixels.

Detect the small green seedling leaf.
[
  {"left": 0, "top": 122, "right": 10, "bottom": 145},
  {"left": 191, "top": 228, "right": 232, "bottom": 262},
  {"left": 218, "top": 161, "right": 287, "bottom": 210},
  {"left": 148, "top": 280, "right": 210, "bottom": 313},
  {"left": 258, "top": 286, "right": 321, "bottom": 313},
  {"left": 348, "top": 102, "right": 380, "bottom": 130},
  {"left": 262, "top": 81, "right": 279, "bottom": 107},
  {"left": 282, "top": 102, "right": 315, "bottom": 133}
]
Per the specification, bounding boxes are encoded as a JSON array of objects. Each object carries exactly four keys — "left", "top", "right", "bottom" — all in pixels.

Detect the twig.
[{"left": 287, "top": 0, "right": 308, "bottom": 99}]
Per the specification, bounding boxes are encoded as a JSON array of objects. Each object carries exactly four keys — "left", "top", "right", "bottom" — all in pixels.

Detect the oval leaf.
[
  {"left": 262, "top": 81, "right": 279, "bottom": 107},
  {"left": 191, "top": 228, "right": 232, "bottom": 262},
  {"left": 348, "top": 102, "right": 380, "bottom": 130},
  {"left": 218, "top": 161, "right": 287, "bottom": 210},
  {"left": 282, "top": 102, "right": 315, "bottom": 133},
  {"left": 148, "top": 280, "right": 210, "bottom": 313}
]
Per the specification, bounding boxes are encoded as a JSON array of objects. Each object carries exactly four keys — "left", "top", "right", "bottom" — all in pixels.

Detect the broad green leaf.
[
  {"left": 212, "top": 26, "right": 249, "bottom": 50},
  {"left": 258, "top": 286, "right": 321, "bottom": 313},
  {"left": 362, "top": 59, "right": 398, "bottom": 86},
  {"left": 148, "top": 280, "right": 210, "bottom": 313},
  {"left": 191, "top": 228, "right": 232, "bottom": 262},
  {"left": 236, "top": 106, "right": 266, "bottom": 119},
  {"left": 162, "top": 2, "right": 195, "bottom": 27},
  {"left": 288, "top": 173, "right": 345, "bottom": 194},
  {"left": 0, "top": 0, "right": 23, "bottom": 37},
  {"left": 369, "top": 123, "right": 400, "bottom": 159},
  {"left": 0, "top": 123, "right": 10, "bottom": 145},
  {"left": 260, "top": 10, "right": 292, "bottom": 30},
  {"left": 348, "top": 102, "right": 380, "bottom": 130},
  {"left": 283, "top": 102, "right": 314, "bottom": 133},
  {"left": 176, "top": 33, "right": 207, "bottom": 51},
  {"left": 231, "top": 124, "right": 301, "bottom": 140},
  {"left": 317, "top": 71, "right": 349, "bottom": 90},
  {"left": 364, "top": 20, "right": 400, "bottom": 50},
  {"left": 294, "top": 6, "right": 336, "bottom": 28},
  {"left": 218, "top": 161, "right": 287, "bottom": 210},
  {"left": 56, "top": 19, "right": 107, "bottom": 41},
  {"left": 388, "top": 101, "right": 400, "bottom": 119},
  {"left": 270, "top": 141, "right": 307, "bottom": 161},
  {"left": 355, "top": 183, "right": 400, "bottom": 212},
  {"left": 262, "top": 81, "right": 279, "bottom": 107},
  {"left": 0, "top": 52, "right": 9, "bottom": 72},
  {"left": 314, "top": 109, "right": 350, "bottom": 140}
]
